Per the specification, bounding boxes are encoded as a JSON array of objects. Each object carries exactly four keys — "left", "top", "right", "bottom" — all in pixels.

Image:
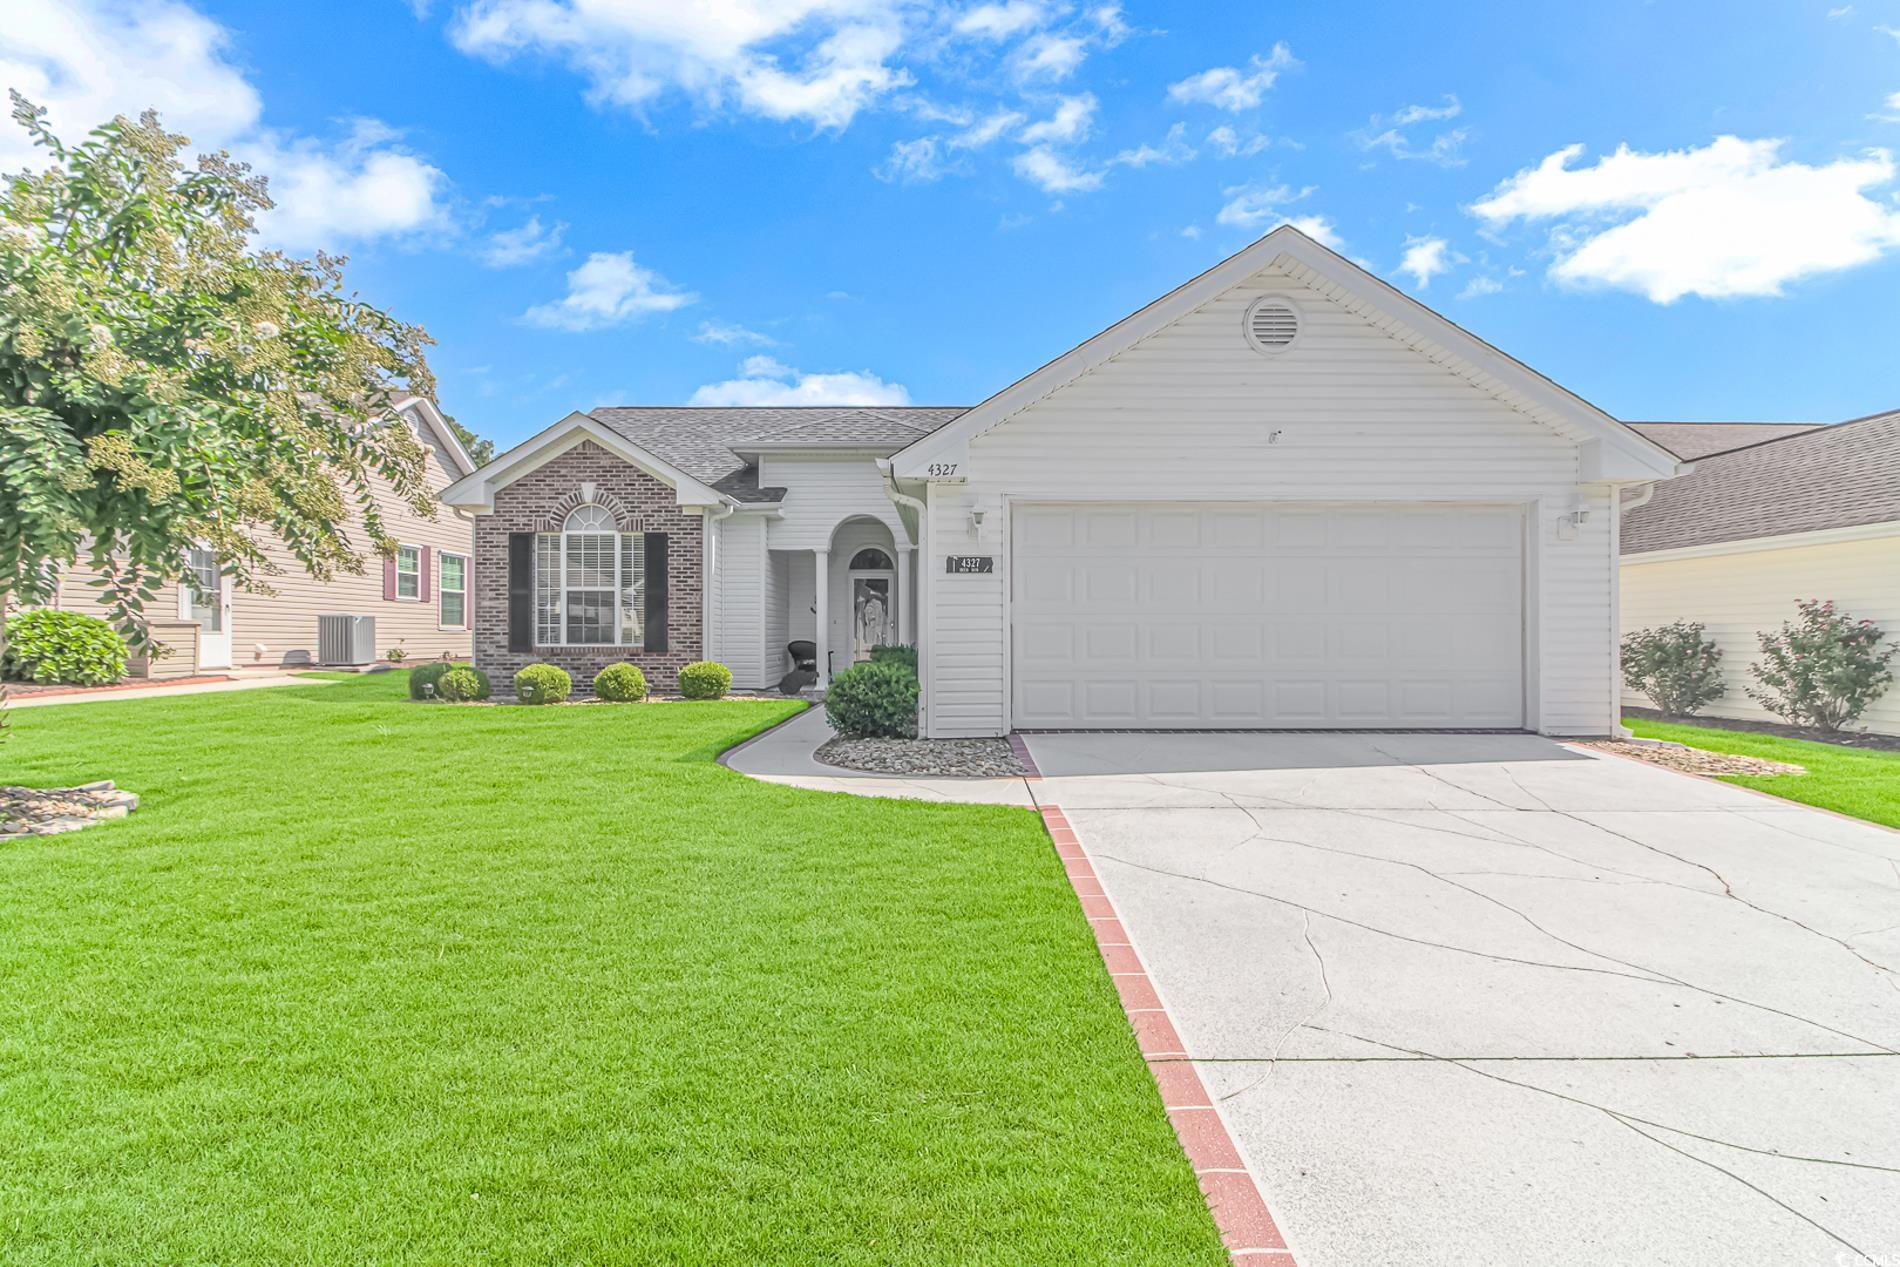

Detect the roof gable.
[
  {"left": 440, "top": 412, "right": 729, "bottom": 511},
  {"left": 889, "top": 224, "right": 1683, "bottom": 483}
]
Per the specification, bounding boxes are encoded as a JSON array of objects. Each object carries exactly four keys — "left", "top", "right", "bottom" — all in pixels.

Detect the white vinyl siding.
[
  {"left": 920, "top": 264, "right": 1617, "bottom": 738},
  {"left": 759, "top": 454, "right": 913, "bottom": 551},
  {"left": 711, "top": 513, "right": 770, "bottom": 688},
  {"left": 1621, "top": 532, "right": 1900, "bottom": 736}
]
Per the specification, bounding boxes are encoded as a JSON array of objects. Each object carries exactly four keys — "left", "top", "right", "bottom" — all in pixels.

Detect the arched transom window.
[
  {"left": 849, "top": 548, "right": 894, "bottom": 570},
  {"left": 534, "top": 504, "right": 645, "bottom": 646}
]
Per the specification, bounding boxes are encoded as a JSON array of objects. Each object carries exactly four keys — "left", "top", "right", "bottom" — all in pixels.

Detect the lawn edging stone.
[{"left": 2, "top": 780, "right": 140, "bottom": 840}]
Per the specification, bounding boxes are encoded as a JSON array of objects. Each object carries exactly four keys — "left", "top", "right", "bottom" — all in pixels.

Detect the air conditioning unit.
[{"left": 317, "top": 614, "right": 377, "bottom": 666}]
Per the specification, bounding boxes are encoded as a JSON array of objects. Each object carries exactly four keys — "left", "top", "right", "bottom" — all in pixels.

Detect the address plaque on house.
[{"left": 944, "top": 555, "right": 995, "bottom": 575}]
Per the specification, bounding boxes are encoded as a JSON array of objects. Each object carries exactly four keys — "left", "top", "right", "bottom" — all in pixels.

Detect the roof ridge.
[{"left": 1685, "top": 411, "right": 1892, "bottom": 463}]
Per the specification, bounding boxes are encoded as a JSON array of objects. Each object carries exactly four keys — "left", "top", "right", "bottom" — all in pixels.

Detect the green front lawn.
[
  {"left": 0, "top": 675, "right": 1224, "bottom": 1265},
  {"left": 1624, "top": 717, "right": 1900, "bottom": 830}
]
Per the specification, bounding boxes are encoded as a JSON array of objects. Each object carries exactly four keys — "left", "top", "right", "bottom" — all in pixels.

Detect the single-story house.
[
  {"left": 1621, "top": 408, "right": 1900, "bottom": 734},
  {"left": 443, "top": 225, "right": 1685, "bottom": 736},
  {"left": 43, "top": 395, "right": 478, "bottom": 674}
]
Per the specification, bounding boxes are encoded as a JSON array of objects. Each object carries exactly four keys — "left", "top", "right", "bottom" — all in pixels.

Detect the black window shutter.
[
  {"left": 507, "top": 532, "right": 534, "bottom": 652},
  {"left": 644, "top": 532, "right": 669, "bottom": 652}
]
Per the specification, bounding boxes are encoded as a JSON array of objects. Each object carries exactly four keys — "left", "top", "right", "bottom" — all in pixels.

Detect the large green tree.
[{"left": 0, "top": 94, "right": 445, "bottom": 687}]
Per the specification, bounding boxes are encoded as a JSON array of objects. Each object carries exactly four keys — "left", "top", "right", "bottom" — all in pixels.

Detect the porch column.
[
  {"left": 899, "top": 546, "right": 916, "bottom": 647},
  {"left": 813, "top": 548, "right": 830, "bottom": 690}
]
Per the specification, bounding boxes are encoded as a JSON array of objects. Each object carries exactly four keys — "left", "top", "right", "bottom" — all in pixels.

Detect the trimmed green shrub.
[
  {"left": 514, "top": 663, "right": 572, "bottom": 705},
  {"left": 1748, "top": 599, "right": 1896, "bottom": 732},
  {"left": 868, "top": 644, "right": 918, "bottom": 672},
  {"left": 595, "top": 662, "right": 648, "bottom": 702},
  {"left": 437, "top": 666, "right": 492, "bottom": 702},
  {"left": 408, "top": 661, "right": 453, "bottom": 700},
  {"left": 2, "top": 609, "right": 128, "bottom": 685},
  {"left": 825, "top": 660, "right": 919, "bottom": 739},
  {"left": 1621, "top": 621, "right": 1724, "bottom": 717},
  {"left": 678, "top": 660, "right": 732, "bottom": 700}
]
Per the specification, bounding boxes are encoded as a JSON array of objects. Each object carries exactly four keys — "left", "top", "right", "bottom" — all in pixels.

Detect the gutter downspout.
[
  {"left": 703, "top": 502, "right": 736, "bottom": 671},
  {"left": 879, "top": 462, "right": 929, "bottom": 736}
]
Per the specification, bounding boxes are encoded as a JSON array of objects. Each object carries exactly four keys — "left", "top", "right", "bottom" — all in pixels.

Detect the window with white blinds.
[{"left": 534, "top": 505, "right": 644, "bottom": 647}]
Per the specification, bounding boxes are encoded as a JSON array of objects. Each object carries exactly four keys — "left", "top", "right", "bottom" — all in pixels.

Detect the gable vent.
[{"left": 1244, "top": 299, "right": 1301, "bottom": 354}]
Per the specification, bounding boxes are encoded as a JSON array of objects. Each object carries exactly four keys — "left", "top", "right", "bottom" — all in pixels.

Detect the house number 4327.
[{"left": 926, "top": 462, "right": 958, "bottom": 477}]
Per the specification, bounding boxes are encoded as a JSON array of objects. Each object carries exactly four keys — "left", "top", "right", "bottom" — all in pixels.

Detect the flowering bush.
[
  {"left": 1621, "top": 621, "right": 1724, "bottom": 717},
  {"left": 1747, "top": 600, "right": 1896, "bottom": 732}
]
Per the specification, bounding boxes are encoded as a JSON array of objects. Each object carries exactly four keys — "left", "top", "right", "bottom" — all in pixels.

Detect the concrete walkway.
[
  {"left": 5, "top": 672, "right": 339, "bottom": 708},
  {"left": 726, "top": 721, "right": 1900, "bottom": 1266},
  {"left": 722, "top": 708, "right": 1035, "bottom": 805}
]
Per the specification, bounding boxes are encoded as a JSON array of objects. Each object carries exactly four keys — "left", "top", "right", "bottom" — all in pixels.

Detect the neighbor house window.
[
  {"left": 439, "top": 552, "right": 468, "bottom": 628},
  {"left": 395, "top": 545, "right": 421, "bottom": 600},
  {"left": 534, "top": 505, "right": 644, "bottom": 646}
]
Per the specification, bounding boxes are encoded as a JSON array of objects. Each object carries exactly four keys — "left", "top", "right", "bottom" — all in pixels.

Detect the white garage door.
[{"left": 1010, "top": 503, "right": 1525, "bottom": 729}]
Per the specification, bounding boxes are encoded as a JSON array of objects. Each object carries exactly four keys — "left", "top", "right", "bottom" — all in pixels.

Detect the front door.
[
  {"left": 850, "top": 573, "right": 894, "bottom": 662},
  {"left": 181, "top": 547, "right": 233, "bottom": 668}
]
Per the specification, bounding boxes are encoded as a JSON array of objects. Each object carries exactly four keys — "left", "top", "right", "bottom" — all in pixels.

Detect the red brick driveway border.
[{"left": 1017, "top": 725, "right": 1297, "bottom": 1267}]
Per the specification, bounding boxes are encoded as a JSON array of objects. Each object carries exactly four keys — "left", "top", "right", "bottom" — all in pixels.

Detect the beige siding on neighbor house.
[
  {"left": 52, "top": 426, "right": 473, "bottom": 668},
  {"left": 921, "top": 264, "right": 1621, "bottom": 738},
  {"left": 1621, "top": 532, "right": 1900, "bottom": 736}
]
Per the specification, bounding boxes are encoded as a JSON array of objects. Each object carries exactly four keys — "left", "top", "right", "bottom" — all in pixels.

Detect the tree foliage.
[
  {"left": 0, "top": 93, "right": 439, "bottom": 651},
  {"left": 1748, "top": 599, "right": 1897, "bottom": 732},
  {"left": 1621, "top": 621, "right": 1724, "bottom": 717}
]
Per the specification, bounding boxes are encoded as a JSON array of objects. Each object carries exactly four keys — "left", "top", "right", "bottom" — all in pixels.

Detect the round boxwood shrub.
[
  {"left": 2, "top": 609, "right": 129, "bottom": 685},
  {"left": 437, "top": 665, "right": 492, "bottom": 702},
  {"left": 408, "top": 661, "right": 452, "bottom": 700},
  {"left": 824, "top": 660, "right": 919, "bottom": 739},
  {"left": 514, "top": 663, "right": 572, "bottom": 705},
  {"left": 868, "top": 643, "right": 917, "bottom": 672},
  {"left": 595, "top": 662, "right": 648, "bottom": 702},
  {"left": 678, "top": 660, "right": 732, "bottom": 700}
]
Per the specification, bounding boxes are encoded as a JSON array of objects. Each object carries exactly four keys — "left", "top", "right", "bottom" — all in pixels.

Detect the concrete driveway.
[{"left": 1021, "top": 732, "right": 1900, "bottom": 1267}]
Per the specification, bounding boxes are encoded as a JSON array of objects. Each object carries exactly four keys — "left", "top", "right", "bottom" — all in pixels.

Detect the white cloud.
[
  {"left": 1011, "top": 31, "right": 1088, "bottom": 82},
  {"left": 1398, "top": 235, "right": 1454, "bottom": 288},
  {"left": 693, "top": 320, "right": 777, "bottom": 347},
  {"left": 1827, "top": 5, "right": 1853, "bottom": 16},
  {"left": 1207, "top": 125, "right": 1269, "bottom": 158},
  {"left": 480, "top": 213, "right": 566, "bottom": 267},
  {"left": 1354, "top": 95, "right": 1468, "bottom": 166},
  {"left": 1088, "top": 4, "right": 1132, "bottom": 44},
  {"left": 1457, "top": 275, "right": 1505, "bottom": 299},
  {"left": 954, "top": 2, "right": 1048, "bottom": 40},
  {"left": 1013, "top": 145, "right": 1103, "bottom": 193},
  {"left": 689, "top": 356, "right": 910, "bottom": 406},
  {"left": 1215, "top": 181, "right": 1297, "bottom": 229},
  {"left": 1113, "top": 122, "right": 1194, "bottom": 168},
  {"left": 1880, "top": 24, "right": 1900, "bottom": 44},
  {"left": 1286, "top": 214, "right": 1344, "bottom": 250},
  {"left": 949, "top": 107, "right": 1024, "bottom": 148},
  {"left": 451, "top": 0, "right": 911, "bottom": 131},
  {"left": 0, "top": 0, "right": 451, "bottom": 250},
  {"left": 876, "top": 135, "right": 952, "bottom": 182},
  {"left": 523, "top": 251, "right": 695, "bottom": 331},
  {"left": 1180, "top": 224, "right": 1202, "bottom": 239},
  {"left": 1471, "top": 136, "right": 1900, "bottom": 302},
  {"left": 1167, "top": 43, "right": 1297, "bottom": 112},
  {"left": 1019, "top": 93, "right": 1096, "bottom": 144}
]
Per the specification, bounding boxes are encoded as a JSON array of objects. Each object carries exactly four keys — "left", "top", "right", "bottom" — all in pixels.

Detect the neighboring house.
[
  {"left": 443, "top": 225, "right": 1684, "bottom": 735},
  {"left": 45, "top": 395, "right": 478, "bottom": 672},
  {"left": 1621, "top": 409, "right": 1900, "bottom": 734}
]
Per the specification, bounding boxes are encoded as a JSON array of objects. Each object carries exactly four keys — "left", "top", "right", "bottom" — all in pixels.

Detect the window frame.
[
  {"left": 533, "top": 505, "right": 645, "bottom": 649},
  {"left": 394, "top": 544, "right": 422, "bottom": 601},
  {"left": 438, "top": 551, "right": 468, "bottom": 629}
]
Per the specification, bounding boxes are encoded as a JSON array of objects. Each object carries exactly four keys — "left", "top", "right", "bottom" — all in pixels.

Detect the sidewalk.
[{"left": 4, "top": 672, "right": 339, "bottom": 709}]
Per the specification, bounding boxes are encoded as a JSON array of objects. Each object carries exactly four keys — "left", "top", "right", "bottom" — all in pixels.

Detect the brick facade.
[{"left": 473, "top": 440, "right": 704, "bottom": 694}]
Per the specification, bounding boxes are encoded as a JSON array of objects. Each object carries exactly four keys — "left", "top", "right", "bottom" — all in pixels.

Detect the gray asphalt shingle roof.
[
  {"left": 1624, "top": 421, "right": 1825, "bottom": 460},
  {"left": 1622, "top": 410, "right": 1900, "bottom": 555},
  {"left": 588, "top": 406, "right": 967, "bottom": 503}
]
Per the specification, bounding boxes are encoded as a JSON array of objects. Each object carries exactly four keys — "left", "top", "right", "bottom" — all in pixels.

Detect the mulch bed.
[
  {"left": 816, "top": 736, "right": 1025, "bottom": 779},
  {"left": 1623, "top": 707, "right": 1900, "bottom": 753},
  {"left": 1, "top": 782, "right": 141, "bottom": 840},
  {"left": 1586, "top": 740, "right": 1805, "bottom": 779}
]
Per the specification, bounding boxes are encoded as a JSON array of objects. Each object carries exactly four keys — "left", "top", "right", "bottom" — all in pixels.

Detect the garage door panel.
[{"left": 1011, "top": 503, "right": 1524, "bottom": 729}]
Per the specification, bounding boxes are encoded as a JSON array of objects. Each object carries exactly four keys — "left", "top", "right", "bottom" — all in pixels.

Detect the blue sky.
[{"left": 6, "top": 2, "right": 1900, "bottom": 449}]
